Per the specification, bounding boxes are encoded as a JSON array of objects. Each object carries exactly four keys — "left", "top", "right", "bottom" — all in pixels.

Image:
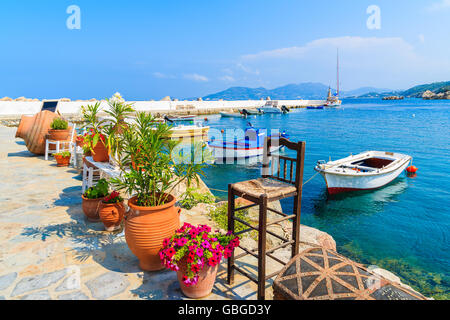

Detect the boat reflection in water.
[{"left": 311, "top": 177, "right": 409, "bottom": 219}]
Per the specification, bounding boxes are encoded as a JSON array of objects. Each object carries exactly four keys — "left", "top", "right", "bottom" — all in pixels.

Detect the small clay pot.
[
  {"left": 54, "top": 154, "right": 70, "bottom": 167},
  {"left": 81, "top": 195, "right": 104, "bottom": 222},
  {"left": 99, "top": 202, "right": 125, "bottom": 232},
  {"left": 126, "top": 195, "right": 181, "bottom": 271},
  {"left": 92, "top": 141, "right": 109, "bottom": 162},
  {"left": 48, "top": 129, "right": 70, "bottom": 141},
  {"left": 177, "top": 258, "right": 219, "bottom": 299}
]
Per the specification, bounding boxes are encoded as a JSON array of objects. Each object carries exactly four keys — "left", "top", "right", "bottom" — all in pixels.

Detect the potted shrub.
[
  {"left": 80, "top": 103, "right": 109, "bottom": 162},
  {"left": 160, "top": 223, "right": 239, "bottom": 298},
  {"left": 81, "top": 179, "right": 109, "bottom": 222},
  {"left": 103, "top": 93, "right": 135, "bottom": 168},
  {"left": 48, "top": 118, "right": 70, "bottom": 141},
  {"left": 99, "top": 191, "right": 125, "bottom": 232},
  {"left": 110, "top": 111, "right": 211, "bottom": 271},
  {"left": 54, "top": 151, "right": 71, "bottom": 167}
]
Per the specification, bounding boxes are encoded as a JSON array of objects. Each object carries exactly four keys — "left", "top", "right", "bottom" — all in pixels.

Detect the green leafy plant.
[
  {"left": 54, "top": 151, "right": 71, "bottom": 158},
  {"left": 103, "top": 95, "right": 135, "bottom": 167},
  {"left": 50, "top": 118, "right": 68, "bottom": 130},
  {"left": 80, "top": 102, "right": 108, "bottom": 154},
  {"left": 83, "top": 179, "right": 109, "bottom": 199},
  {"left": 208, "top": 202, "right": 252, "bottom": 235},
  {"left": 179, "top": 187, "right": 215, "bottom": 210},
  {"left": 110, "top": 111, "right": 212, "bottom": 207}
]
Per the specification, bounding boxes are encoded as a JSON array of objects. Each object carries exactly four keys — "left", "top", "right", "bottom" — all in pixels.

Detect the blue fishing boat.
[{"left": 208, "top": 127, "right": 289, "bottom": 161}]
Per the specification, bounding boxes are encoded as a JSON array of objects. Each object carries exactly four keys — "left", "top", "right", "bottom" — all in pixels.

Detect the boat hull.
[
  {"left": 220, "top": 112, "right": 243, "bottom": 118},
  {"left": 258, "top": 107, "right": 282, "bottom": 113},
  {"left": 208, "top": 145, "right": 281, "bottom": 160},
  {"left": 169, "top": 126, "right": 209, "bottom": 142},
  {"left": 319, "top": 159, "right": 410, "bottom": 195}
]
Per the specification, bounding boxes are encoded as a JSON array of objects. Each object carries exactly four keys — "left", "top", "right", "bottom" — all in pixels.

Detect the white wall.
[{"left": 0, "top": 99, "right": 326, "bottom": 117}]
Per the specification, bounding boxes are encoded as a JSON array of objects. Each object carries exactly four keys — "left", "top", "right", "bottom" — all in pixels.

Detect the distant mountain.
[
  {"left": 342, "top": 87, "right": 393, "bottom": 98},
  {"left": 201, "top": 81, "right": 450, "bottom": 100},
  {"left": 202, "top": 83, "right": 396, "bottom": 100},
  {"left": 352, "top": 81, "right": 450, "bottom": 98},
  {"left": 203, "top": 82, "right": 335, "bottom": 100},
  {"left": 401, "top": 81, "right": 450, "bottom": 98}
]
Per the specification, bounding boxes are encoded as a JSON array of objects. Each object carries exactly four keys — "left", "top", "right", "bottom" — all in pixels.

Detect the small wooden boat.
[
  {"left": 314, "top": 151, "right": 412, "bottom": 195},
  {"left": 220, "top": 112, "right": 243, "bottom": 118},
  {"left": 208, "top": 128, "right": 288, "bottom": 161},
  {"left": 168, "top": 124, "right": 209, "bottom": 142}
]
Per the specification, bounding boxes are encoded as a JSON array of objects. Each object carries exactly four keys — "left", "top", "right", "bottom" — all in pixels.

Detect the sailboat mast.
[{"left": 337, "top": 48, "right": 340, "bottom": 96}]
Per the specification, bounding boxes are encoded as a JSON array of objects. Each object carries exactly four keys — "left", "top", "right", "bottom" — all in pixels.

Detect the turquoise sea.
[{"left": 201, "top": 98, "right": 450, "bottom": 299}]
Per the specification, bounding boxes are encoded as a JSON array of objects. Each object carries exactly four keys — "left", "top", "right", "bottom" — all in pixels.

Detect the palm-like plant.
[
  {"left": 110, "top": 112, "right": 211, "bottom": 207},
  {"left": 80, "top": 102, "right": 108, "bottom": 154},
  {"left": 103, "top": 97, "right": 135, "bottom": 167}
]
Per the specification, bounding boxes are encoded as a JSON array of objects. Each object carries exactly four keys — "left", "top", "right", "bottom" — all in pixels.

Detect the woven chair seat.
[{"left": 232, "top": 178, "right": 297, "bottom": 200}]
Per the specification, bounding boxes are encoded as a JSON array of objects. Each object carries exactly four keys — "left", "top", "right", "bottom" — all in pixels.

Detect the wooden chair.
[
  {"left": 227, "top": 137, "right": 306, "bottom": 300},
  {"left": 45, "top": 123, "right": 77, "bottom": 164}
]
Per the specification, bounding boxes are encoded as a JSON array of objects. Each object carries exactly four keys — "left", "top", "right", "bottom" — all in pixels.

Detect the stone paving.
[{"left": 0, "top": 125, "right": 354, "bottom": 300}]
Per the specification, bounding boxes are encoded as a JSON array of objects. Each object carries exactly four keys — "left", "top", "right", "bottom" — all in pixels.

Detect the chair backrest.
[
  {"left": 262, "top": 136, "right": 306, "bottom": 189},
  {"left": 69, "top": 123, "right": 77, "bottom": 141}
]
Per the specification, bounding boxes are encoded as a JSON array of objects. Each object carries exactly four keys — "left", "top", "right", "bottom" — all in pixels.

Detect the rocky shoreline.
[{"left": 422, "top": 90, "right": 450, "bottom": 100}]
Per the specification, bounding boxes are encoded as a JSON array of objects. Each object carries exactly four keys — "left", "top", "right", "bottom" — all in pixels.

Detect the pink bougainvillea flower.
[
  {"left": 176, "top": 237, "right": 187, "bottom": 247},
  {"left": 201, "top": 240, "right": 211, "bottom": 249},
  {"left": 191, "top": 264, "right": 201, "bottom": 273},
  {"left": 196, "top": 247, "right": 204, "bottom": 257},
  {"left": 189, "top": 228, "right": 199, "bottom": 238},
  {"left": 208, "top": 257, "right": 218, "bottom": 267},
  {"left": 187, "top": 252, "right": 196, "bottom": 263},
  {"left": 166, "top": 247, "right": 176, "bottom": 258},
  {"left": 224, "top": 248, "right": 232, "bottom": 259}
]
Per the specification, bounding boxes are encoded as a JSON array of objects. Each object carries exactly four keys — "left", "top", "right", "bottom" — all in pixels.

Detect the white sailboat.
[{"left": 324, "top": 49, "right": 342, "bottom": 107}]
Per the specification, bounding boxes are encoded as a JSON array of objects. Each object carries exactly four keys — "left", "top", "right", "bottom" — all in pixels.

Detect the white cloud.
[
  {"left": 219, "top": 75, "right": 235, "bottom": 82},
  {"left": 234, "top": 36, "right": 450, "bottom": 90},
  {"left": 418, "top": 34, "right": 425, "bottom": 43},
  {"left": 241, "top": 36, "right": 417, "bottom": 61},
  {"left": 427, "top": 0, "right": 450, "bottom": 11},
  {"left": 153, "top": 72, "right": 175, "bottom": 79},
  {"left": 183, "top": 73, "right": 209, "bottom": 82}
]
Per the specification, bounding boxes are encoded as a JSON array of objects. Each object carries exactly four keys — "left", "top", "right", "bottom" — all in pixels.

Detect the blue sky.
[{"left": 0, "top": 0, "right": 449, "bottom": 100}]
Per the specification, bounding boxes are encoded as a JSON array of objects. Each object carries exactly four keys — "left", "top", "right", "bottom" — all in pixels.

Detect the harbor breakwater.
[{"left": 0, "top": 99, "right": 326, "bottom": 125}]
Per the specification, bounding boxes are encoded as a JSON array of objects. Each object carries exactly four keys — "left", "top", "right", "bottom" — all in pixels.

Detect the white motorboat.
[
  {"left": 258, "top": 101, "right": 284, "bottom": 113},
  {"left": 314, "top": 151, "right": 412, "bottom": 195}
]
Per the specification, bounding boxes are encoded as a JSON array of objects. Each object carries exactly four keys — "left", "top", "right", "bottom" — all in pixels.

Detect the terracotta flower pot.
[
  {"left": 81, "top": 195, "right": 104, "bottom": 222},
  {"left": 99, "top": 202, "right": 125, "bottom": 232},
  {"left": 126, "top": 194, "right": 181, "bottom": 271},
  {"left": 54, "top": 154, "right": 70, "bottom": 167},
  {"left": 92, "top": 141, "right": 109, "bottom": 162},
  {"left": 177, "top": 258, "right": 219, "bottom": 299},
  {"left": 48, "top": 129, "right": 70, "bottom": 141}
]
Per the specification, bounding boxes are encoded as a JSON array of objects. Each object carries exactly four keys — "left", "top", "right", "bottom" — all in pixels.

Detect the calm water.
[{"left": 200, "top": 98, "right": 450, "bottom": 298}]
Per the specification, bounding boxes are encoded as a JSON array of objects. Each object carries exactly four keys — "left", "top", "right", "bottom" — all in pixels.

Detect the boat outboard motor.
[
  {"left": 163, "top": 115, "right": 174, "bottom": 123},
  {"left": 281, "top": 105, "right": 290, "bottom": 113}
]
